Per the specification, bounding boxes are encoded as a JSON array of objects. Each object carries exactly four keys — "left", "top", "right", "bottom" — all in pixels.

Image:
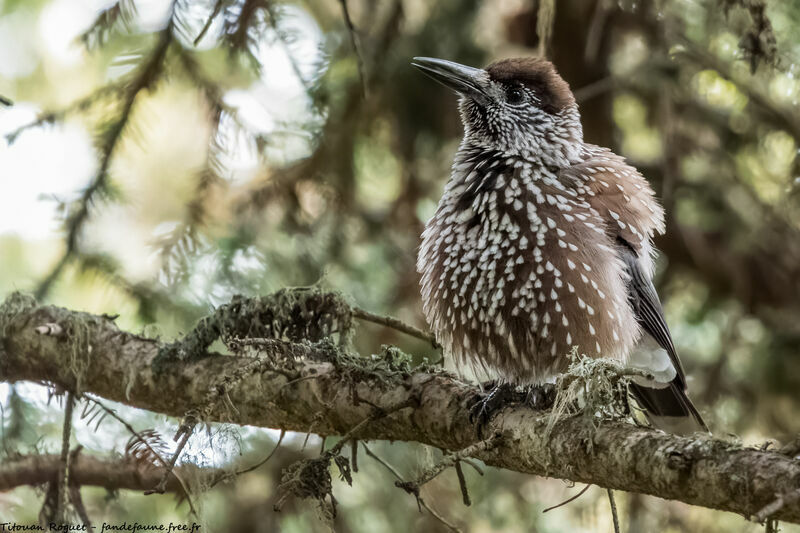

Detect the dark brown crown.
[{"left": 486, "top": 57, "right": 574, "bottom": 114}]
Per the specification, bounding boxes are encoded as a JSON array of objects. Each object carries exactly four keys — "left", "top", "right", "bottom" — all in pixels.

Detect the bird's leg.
[
  {"left": 523, "top": 383, "right": 556, "bottom": 410},
  {"left": 468, "top": 382, "right": 520, "bottom": 437}
]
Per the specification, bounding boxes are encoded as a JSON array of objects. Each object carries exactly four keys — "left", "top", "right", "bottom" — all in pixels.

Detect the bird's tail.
[{"left": 629, "top": 381, "right": 709, "bottom": 434}]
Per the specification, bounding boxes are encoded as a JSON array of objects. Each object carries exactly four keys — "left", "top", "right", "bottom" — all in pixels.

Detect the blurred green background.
[{"left": 1, "top": 0, "right": 799, "bottom": 531}]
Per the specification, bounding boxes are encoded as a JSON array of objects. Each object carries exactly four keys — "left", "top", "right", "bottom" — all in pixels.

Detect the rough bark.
[
  {"left": 0, "top": 454, "right": 198, "bottom": 494},
  {"left": 1, "top": 294, "right": 799, "bottom": 525}
]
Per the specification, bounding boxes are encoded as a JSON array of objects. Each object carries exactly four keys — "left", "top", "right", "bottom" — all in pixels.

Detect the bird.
[{"left": 412, "top": 56, "right": 707, "bottom": 432}]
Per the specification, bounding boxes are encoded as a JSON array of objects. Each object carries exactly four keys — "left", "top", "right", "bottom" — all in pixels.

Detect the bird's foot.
[
  {"left": 467, "top": 382, "right": 557, "bottom": 437},
  {"left": 468, "top": 381, "right": 521, "bottom": 437},
  {"left": 523, "top": 383, "right": 556, "bottom": 411}
]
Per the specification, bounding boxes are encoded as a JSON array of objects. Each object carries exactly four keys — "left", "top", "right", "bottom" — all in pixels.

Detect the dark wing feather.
[
  {"left": 560, "top": 147, "right": 706, "bottom": 431},
  {"left": 618, "top": 239, "right": 707, "bottom": 431},
  {"left": 618, "top": 239, "right": 686, "bottom": 388}
]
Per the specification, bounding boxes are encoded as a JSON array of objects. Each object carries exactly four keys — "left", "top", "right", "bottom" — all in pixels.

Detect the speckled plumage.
[
  {"left": 416, "top": 57, "right": 665, "bottom": 384},
  {"left": 414, "top": 56, "right": 706, "bottom": 429}
]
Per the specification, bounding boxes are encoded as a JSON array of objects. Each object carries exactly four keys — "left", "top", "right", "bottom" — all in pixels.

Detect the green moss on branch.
[{"left": 153, "top": 287, "right": 355, "bottom": 371}]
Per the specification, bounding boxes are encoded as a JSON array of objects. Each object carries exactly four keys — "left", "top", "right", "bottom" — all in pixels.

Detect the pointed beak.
[{"left": 411, "top": 57, "right": 490, "bottom": 104}]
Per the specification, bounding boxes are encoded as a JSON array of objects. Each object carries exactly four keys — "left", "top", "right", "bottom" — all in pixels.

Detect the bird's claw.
[
  {"left": 468, "top": 382, "right": 518, "bottom": 437},
  {"left": 523, "top": 383, "right": 556, "bottom": 410},
  {"left": 467, "top": 382, "right": 557, "bottom": 437}
]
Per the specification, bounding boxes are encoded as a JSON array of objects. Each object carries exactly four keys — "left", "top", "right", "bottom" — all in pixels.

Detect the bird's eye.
[{"left": 505, "top": 86, "right": 525, "bottom": 105}]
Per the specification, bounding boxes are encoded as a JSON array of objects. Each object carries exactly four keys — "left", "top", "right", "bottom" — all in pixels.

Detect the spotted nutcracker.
[{"left": 412, "top": 56, "right": 706, "bottom": 431}]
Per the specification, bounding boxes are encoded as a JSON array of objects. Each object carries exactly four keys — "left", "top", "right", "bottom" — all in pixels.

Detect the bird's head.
[{"left": 412, "top": 56, "right": 584, "bottom": 165}]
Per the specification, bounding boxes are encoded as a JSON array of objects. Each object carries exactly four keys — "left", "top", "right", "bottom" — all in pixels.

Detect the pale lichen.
[
  {"left": 0, "top": 292, "right": 37, "bottom": 336},
  {"left": 0, "top": 292, "right": 99, "bottom": 393},
  {"left": 545, "top": 350, "right": 647, "bottom": 438},
  {"left": 60, "top": 314, "right": 96, "bottom": 394}
]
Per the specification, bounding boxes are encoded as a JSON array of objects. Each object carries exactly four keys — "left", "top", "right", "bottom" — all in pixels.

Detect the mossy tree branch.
[{"left": 1, "top": 292, "right": 800, "bottom": 525}]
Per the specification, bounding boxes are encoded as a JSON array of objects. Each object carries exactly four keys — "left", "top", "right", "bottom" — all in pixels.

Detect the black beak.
[{"left": 411, "top": 57, "right": 489, "bottom": 104}]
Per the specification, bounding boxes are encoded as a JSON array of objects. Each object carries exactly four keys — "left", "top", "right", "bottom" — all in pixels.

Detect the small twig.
[
  {"left": 4, "top": 84, "right": 122, "bottom": 143},
  {"left": 68, "top": 447, "right": 91, "bottom": 527},
  {"left": 607, "top": 488, "right": 620, "bottom": 533},
  {"left": 418, "top": 499, "right": 463, "bottom": 533},
  {"left": 68, "top": 483, "right": 91, "bottom": 526},
  {"left": 301, "top": 431, "right": 313, "bottom": 452},
  {"left": 766, "top": 518, "right": 778, "bottom": 533},
  {"left": 351, "top": 307, "right": 440, "bottom": 349},
  {"left": 209, "top": 429, "right": 286, "bottom": 489},
  {"left": 145, "top": 411, "right": 198, "bottom": 496},
  {"left": 0, "top": 95, "right": 12, "bottom": 106},
  {"left": 397, "top": 434, "right": 501, "bottom": 492},
  {"left": 362, "top": 443, "right": 402, "bottom": 480},
  {"left": 460, "top": 458, "right": 484, "bottom": 476},
  {"left": 338, "top": 0, "right": 367, "bottom": 98},
  {"left": 543, "top": 484, "right": 592, "bottom": 513},
  {"left": 84, "top": 396, "right": 198, "bottom": 515},
  {"left": 755, "top": 488, "right": 800, "bottom": 523},
  {"left": 194, "top": 0, "right": 224, "bottom": 45},
  {"left": 84, "top": 396, "right": 169, "bottom": 468},
  {"left": 34, "top": 4, "right": 176, "bottom": 300},
  {"left": 275, "top": 374, "right": 318, "bottom": 393},
  {"left": 195, "top": 350, "right": 292, "bottom": 422},
  {"left": 237, "top": 429, "right": 286, "bottom": 476},
  {"left": 351, "top": 439, "right": 359, "bottom": 473},
  {"left": 55, "top": 392, "right": 75, "bottom": 523},
  {"left": 328, "top": 397, "right": 417, "bottom": 457},
  {"left": 362, "top": 443, "right": 462, "bottom": 533},
  {"left": 85, "top": 397, "right": 168, "bottom": 468},
  {"left": 454, "top": 461, "right": 470, "bottom": 506}
]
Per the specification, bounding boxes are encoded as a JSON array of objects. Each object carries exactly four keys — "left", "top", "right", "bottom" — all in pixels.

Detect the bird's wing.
[
  {"left": 560, "top": 146, "right": 685, "bottom": 383},
  {"left": 620, "top": 242, "right": 707, "bottom": 430},
  {"left": 560, "top": 145, "right": 664, "bottom": 256},
  {"left": 617, "top": 240, "right": 686, "bottom": 387},
  {"left": 561, "top": 147, "right": 707, "bottom": 430}
]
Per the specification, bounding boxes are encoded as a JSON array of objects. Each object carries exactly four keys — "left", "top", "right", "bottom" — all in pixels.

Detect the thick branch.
[
  {"left": 1, "top": 296, "right": 800, "bottom": 524},
  {"left": 0, "top": 454, "right": 201, "bottom": 494}
]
